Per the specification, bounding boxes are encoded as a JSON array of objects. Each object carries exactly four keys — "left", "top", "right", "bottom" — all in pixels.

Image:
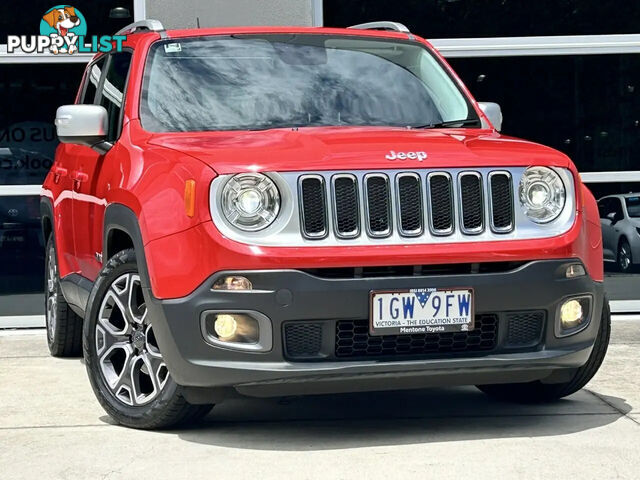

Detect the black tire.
[
  {"left": 617, "top": 239, "right": 633, "bottom": 273},
  {"left": 45, "top": 236, "right": 83, "bottom": 357},
  {"left": 83, "top": 248, "right": 213, "bottom": 429},
  {"left": 477, "top": 298, "right": 611, "bottom": 403}
]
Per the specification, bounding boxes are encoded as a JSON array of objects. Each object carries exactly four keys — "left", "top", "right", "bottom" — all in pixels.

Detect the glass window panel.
[
  {"left": 324, "top": 0, "right": 640, "bottom": 38},
  {"left": 449, "top": 54, "right": 640, "bottom": 173},
  {"left": 0, "top": 63, "right": 84, "bottom": 301},
  {"left": 99, "top": 52, "right": 132, "bottom": 141},
  {"left": 0, "top": 195, "right": 44, "bottom": 295},
  {"left": 587, "top": 182, "right": 640, "bottom": 300},
  {"left": 82, "top": 58, "right": 106, "bottom": 105},
  {"left": 0, "top": 64, "right": 86, "bottom": 186}
]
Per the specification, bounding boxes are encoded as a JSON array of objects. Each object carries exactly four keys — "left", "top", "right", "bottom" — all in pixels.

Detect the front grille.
[
  {"left": 298, "top": 170, "right": 515, "bottom": 241},
  {"left": 284, "top": 323, "right": 323, "bottom": 358},
  {"left": 459, "top": 172, "right": 484, "bottom": 233},
  {"left": 364, "top": 175, "right": 391, "bottom": 236},
  {"left": 335, "top": 315, "right": 498, "bottom": 358},
  {"left": 332, "top": 175, "right": 360, "bottom": 238},
  {"left": 299, "top": 176, "right": 328, "bottom": 238},
  {"left": 505, "top": 311, "right": 544, "bottom": 347}
]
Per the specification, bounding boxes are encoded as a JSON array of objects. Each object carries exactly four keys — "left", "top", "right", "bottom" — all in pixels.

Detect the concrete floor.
[{"left": 1, "top": 322, "right": 639, "bottom": 480}]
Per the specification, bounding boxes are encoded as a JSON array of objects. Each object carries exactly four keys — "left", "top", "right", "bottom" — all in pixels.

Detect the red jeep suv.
[{"left": 41, "top": 20, "right": 610, "bottom": 429}]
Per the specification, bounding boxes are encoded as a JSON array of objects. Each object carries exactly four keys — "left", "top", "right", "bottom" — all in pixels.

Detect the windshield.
[
  {"left": 140, "top": 34, "right": 479, "bottom": 132},
  {"left": 626, "top": 196, "right": 640, "bottom": 218}
]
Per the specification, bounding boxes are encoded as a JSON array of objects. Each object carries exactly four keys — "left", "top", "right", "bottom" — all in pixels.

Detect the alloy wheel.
[
  {"left": 46, "top": 246, "right": 58, "bottom": 341},
  {"left": 619, "top": 243, "right": 632, "bottom": 271},
  {"left": 95, "top": 273, "right": 169, "bottom": 406}
]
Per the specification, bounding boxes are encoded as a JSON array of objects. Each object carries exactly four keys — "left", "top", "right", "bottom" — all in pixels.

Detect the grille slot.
[
  {"left": 336, "top": 315, "right": 498, "bottom": 358},
  {"left": 459, "top": 172, "right": 484, "bottom": 234},
  {"left": 364, "top": 174, "right": 392, "bottom": 237},
  {"left": 396, "top": 173, "right": 423, "bottom": 236},
  {"left": 332, "top": 175, "right": 360, "bottom": 238},
  {"left": 428, "top": 173, "right": 454, "bottom": 235},
  {"left": 505, "top": 311, "right": 544, "bottom": 347},
  {"left": 284, "top": 323, "right": 323, "bottom": 359},
  {"left": 299, "top": 176, "right": 328, "bottom": 239},
  {"left": 489, "top": 172, "right": 514, "bottom": 232}
]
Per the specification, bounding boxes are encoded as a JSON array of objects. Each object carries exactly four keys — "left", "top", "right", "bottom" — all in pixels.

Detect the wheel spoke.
[
  {"left": 95, "top": 324, "right": 129, "bottom": 356},
  {"left": 99, "top": 341, "right": 134, "bottom": 397}
]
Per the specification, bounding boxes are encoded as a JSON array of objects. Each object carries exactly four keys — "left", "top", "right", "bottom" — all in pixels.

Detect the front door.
[{"left": 71, "top": 51, "right": 132, "bottom": 281}]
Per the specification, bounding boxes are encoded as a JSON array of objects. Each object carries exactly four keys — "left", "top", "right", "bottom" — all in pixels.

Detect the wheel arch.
[
  {"left": 40, "top": 197, "right": 54, "bottom": 242},
  {"left": 103, "top": 203, "right": 152, "bottom": 291}
]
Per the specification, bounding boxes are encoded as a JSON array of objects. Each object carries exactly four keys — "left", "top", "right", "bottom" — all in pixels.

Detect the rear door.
[{"left": 71, "top": 51, "right": 132, "bottom": 280}]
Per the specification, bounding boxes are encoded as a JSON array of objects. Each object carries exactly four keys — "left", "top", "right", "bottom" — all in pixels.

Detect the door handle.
[
  {"left": 52, "top": 166, "right": 67, "bottom": 184},
  {"left": 71, "top": 171, "right": 89, "bottom": 189},
  {"left": 71, "top": 171, "right": 89, "bottom": 182}
]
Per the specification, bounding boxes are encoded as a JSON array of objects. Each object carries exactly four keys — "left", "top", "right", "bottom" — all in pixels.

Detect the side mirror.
[
  {"left": 55, "top": 105, "right": 112, "bottom": 154},
  {"left": 607, "top": 211, "right": 619, "bottom": 223},
  {"left": 478, "top": 102, "right": 503, "bottom": 132}
]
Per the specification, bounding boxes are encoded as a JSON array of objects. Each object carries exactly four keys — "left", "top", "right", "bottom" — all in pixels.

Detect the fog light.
[
  {"left": 560, "top": 299, "right": 584, "bottom": 329},
  {"left": 213, "top": 314, "right": 237, "bottom": 339},
  {"left": 204, "top": 312, "right": 260, "bottom": 344},
  {"left": 565, "top": 264, "right": 586, "bottom": 278},
  {"left": 212, "top": 276, "right": 252, "bottom": 291}
]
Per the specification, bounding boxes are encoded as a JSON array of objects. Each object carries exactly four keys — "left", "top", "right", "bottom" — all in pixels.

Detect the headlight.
[
  {"left": 221, "top": 173, "right": 280, "bottom": 231},
  {"left": 518, "top": 166, "right": 566, "bottom": 223}
]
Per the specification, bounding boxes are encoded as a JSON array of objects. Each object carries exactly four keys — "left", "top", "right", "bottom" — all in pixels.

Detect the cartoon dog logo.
[{"left": 40, "top": 6, "right": 86, "bottom": 54}]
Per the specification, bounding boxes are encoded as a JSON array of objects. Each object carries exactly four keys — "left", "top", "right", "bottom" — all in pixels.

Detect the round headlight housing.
[
  {"left": 221, "top": 173, "right": 280, "bottom": 231},
  {"left": 518, "top": 167, "right": 566, "bottom": 223}
]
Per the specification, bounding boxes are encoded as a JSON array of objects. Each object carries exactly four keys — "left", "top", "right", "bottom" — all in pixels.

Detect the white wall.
[{"left": 145, "top": 0, "right": 316, "bottom": 29}]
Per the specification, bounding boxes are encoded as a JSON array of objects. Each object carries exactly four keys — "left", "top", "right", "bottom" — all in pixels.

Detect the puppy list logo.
[{"left": 7, "top": 5, "right": 125, "bottom": 55}]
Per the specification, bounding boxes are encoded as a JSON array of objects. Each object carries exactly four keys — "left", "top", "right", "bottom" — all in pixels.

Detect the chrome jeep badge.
[{"left": 385, "top": 150, "right": 427, "bottom": 161}]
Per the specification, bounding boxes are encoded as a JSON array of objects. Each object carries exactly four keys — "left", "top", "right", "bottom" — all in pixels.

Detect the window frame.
[
  {"left": 94, "top": 47, "right": 134, "bottom": 143},
  {"left": 78, "top": 55, "right": 107, "bottom": 105}
]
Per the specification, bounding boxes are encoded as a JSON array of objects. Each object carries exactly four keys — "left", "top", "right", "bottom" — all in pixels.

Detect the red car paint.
[{"left": 42, "top": 27, "right": 603, "bottom": 300}]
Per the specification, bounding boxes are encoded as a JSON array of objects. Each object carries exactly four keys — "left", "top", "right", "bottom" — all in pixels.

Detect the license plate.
[{"left": 370, "top": 288, "right": 474, "bottom": 335}]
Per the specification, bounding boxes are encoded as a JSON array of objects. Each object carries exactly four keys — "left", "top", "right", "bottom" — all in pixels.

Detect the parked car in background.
[{"left": 599, "top": 194, "right": 640, "bottom": 273}]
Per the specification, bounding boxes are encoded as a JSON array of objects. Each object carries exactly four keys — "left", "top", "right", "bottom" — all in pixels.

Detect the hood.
[{"left": 146, "top": 126, "right": 571, "bottom": 175}]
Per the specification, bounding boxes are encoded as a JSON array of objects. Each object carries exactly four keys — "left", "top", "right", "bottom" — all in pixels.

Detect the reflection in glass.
[
  {"left": 0, "top": 64, "right": 85, "bottom": 300},
  {"left": 588, "top": 183, "right": 640, "bottom": 301},
  {"left": 324, "top": 0, "right": 640, "bottom": 38},
  {"left": 141, "top": 35, "right": 477, "bottom": 132},
  {"left": 450, "top": 55, "right": 640, "bottom": 174}
]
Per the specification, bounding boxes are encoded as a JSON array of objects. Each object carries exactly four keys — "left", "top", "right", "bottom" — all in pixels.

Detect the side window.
[
  {"left": 598, "top": 199, "right": 611, "bottom": 219},
  {"left": 97, "top": 51, "right": 132, "bottom": 142},
  {"left": 81, "top": 57, "right": 106, "bottom": 105},
  {"left": 613, "top": 198, "right": 624, "bottom": 218}
]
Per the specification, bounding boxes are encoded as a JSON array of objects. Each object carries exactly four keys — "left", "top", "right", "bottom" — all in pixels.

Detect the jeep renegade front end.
[{"left": 41, "top": 20, "right": 610, "bottom": 429}]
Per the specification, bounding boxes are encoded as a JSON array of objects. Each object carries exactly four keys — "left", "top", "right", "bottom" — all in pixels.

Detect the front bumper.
[{"left": 145, "top": 259, "right": 604, "bottom": 397}]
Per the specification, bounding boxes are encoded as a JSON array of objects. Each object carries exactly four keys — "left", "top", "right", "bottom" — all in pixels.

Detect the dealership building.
[{"left": 1, "top": 0, "right": 639, "bottom": 326}]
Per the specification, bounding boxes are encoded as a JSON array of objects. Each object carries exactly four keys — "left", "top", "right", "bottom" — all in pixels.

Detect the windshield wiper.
[{"left": 410, "top": 118, "right": 481, "bottom": 129}]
